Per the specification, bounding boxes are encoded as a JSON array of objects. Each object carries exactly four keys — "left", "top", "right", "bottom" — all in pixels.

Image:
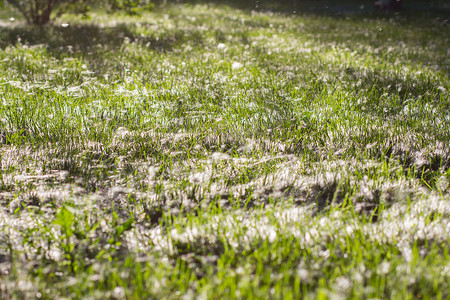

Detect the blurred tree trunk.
[{"left": 7, "top": 0, "right": 60, "bottom": 24}]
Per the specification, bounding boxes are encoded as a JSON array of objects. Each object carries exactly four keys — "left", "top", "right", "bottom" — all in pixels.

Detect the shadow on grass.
[
  {"left": 0, "top": 22, "right": 203, "bottom": 56},
  {"left": 0, "top": 21, "right": 207, "bottom": 81}
]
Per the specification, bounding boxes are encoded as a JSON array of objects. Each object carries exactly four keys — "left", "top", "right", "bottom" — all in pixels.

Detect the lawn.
[{"left": 0, "top": 1, "right": 449, "bottom": 299}]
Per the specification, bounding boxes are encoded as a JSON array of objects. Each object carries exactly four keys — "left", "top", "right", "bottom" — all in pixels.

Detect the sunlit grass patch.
[{"left": 0, "top": 1, "right": 449, "bottom": 299}]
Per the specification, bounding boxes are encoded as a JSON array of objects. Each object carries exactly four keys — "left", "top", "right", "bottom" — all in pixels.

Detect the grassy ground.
[{"left": 0, "top": 2, "right": 449, "bottom": 299}]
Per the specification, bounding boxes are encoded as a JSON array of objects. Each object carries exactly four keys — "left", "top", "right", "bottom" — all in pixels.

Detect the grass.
[{"left": 0, "top": 1, "right": 449, "bottom": 298}]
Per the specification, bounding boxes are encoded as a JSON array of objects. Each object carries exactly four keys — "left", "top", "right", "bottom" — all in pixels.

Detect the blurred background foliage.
[
  {"left": 151, "top": 0, "right": 449, "bottom": 11},
  {"left": 0, "top": 0, "right": 154, "bottom": 24},
  {"left": 1, "top": 0, "right": 449, "bottom": 21}
]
